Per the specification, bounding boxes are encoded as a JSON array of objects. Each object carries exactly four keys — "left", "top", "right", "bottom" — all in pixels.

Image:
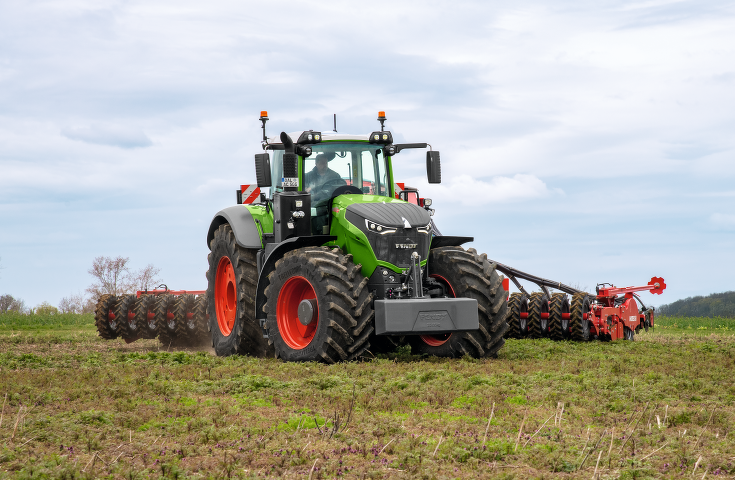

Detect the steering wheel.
[
  {"left": 330, "top": 185, "right": 363, "bottom": 198},
  {"left": 311, "top": 178, "right": 347, "bottom": 204}
]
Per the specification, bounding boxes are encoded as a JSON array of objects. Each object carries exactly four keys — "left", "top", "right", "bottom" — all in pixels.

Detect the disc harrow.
[
  {"left": 493, "top": 260, "right": 665, "bottom": 342},
  {"left": 94, "top": 288, "right": 208, "bottom": 345}
]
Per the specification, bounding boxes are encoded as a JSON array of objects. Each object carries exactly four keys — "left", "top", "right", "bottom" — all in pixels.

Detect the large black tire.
[
  {"left": 135, "top": 295, "right": 158, "bottom": 339},
  {"left": 207, "top": 224, "right": 273, "bottom": 357},
  {"left": 95, "top": 294, "right": 118, "bottom": 339},
  {"left": 527, "top": 292, "right": 550, "bottom": 339},
  {"left": 174, "top": 294, "right": 195, "bottom": 340},
  {"left": 408, "top": 247, "right": 508, "bottom": 358},
  {"left": 264, "top": 246, "right": 372, "bottom": 363},
  {"left": 114, "top": 294, "right": 140, "bottom": 339},
  {"left": 506, "top": 292, "right": 529, "bottom": 338},
  {"left": 549, "top": 293, "right": 570, "bottom": 341},
  {"left": 570, "top": 292, "right": 591, "bottom": 341}
]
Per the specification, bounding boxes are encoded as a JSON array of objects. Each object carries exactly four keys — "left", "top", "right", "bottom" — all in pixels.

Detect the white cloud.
[
  {"left": 420, "top": 174, "right": 562, "bottom": 207},
  {"left": 60, "top": 124, "right": 153, "bottom": 149}
]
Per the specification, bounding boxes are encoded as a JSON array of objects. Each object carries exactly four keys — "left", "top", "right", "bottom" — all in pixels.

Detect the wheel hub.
[
  {"left": 297, "top": 299, "right": 317, "bottom": 326},
  {"left": 215, "top": 256, "right": 237, "bottom": 337}
]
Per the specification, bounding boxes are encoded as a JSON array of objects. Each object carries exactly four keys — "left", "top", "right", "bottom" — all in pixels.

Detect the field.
[{"left": 0, "top": 313, "right": 733, "bottom": 479}]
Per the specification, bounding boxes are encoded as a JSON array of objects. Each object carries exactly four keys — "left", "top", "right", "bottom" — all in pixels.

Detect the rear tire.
[
  {"left": 408, "top": 247, "right": 508, "bottom": 358},
  {"left": 571, "top": 292, "right": 591, "bottom": 341},
  {"left": 265, "top": 246, "right": 371, "bottom": 363},
  {"left": 207, "top": 224, "right": 273, "bottom": 357},
  {"left": 95, "top": 294, "right": 118, "bottom": 339},
  {"left": 549, "top": 293, "right": 570, "bottom": 341},
  {"left": 527, "top": 292, "right": 550, "bottom": 339},
  {"left": 506, "top": 293, "right": 529, "bottom": 339}
]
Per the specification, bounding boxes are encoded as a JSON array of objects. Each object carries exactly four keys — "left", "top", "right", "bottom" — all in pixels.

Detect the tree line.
[
  {"left": 657, "top": 291, "right": 735, "bottom": 318},
  {"left": 0, "top": 256, "right": 162, "bottom": 315}
]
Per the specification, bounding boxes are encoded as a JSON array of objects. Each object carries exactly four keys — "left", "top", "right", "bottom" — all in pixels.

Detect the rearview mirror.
[
  {"left": 426, "top": 151, "right": 441, "bottom": 184},
  {"left": 254, "top": 153, "right": 272, "bottom": 188}
]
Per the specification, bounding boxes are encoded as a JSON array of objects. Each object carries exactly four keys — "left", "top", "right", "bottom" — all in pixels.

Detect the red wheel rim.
[
  {"left": 420, "top": 274, "right": 455, "bottom": 347},
  {"left": 215, "top": 256, "right": 237, "bottom": 336},
  {"left": 277, "top": 276, "right": 318, "bottom": 349}
]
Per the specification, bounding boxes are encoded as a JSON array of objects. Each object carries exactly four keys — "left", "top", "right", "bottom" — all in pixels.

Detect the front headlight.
[{"left": 365, "top": 219, "right": 397, "bottom": 235}]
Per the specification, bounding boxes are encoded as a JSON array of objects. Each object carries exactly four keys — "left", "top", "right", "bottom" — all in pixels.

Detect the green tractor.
[{"left": 205, "top": 111, "right": 508, "bottom": 362}]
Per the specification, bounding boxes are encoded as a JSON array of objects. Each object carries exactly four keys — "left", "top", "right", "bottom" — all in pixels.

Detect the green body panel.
[
  {"left": 329, "top": 194, "right": 429, "bottom": 279},
  {"left": 245, "top": 205, "right": 274, "bottom": 247}
]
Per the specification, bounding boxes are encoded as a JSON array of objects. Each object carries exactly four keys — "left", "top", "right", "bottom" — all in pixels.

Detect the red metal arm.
[{"left": 597, "top": 277, "right": 666, "bottom": 297}]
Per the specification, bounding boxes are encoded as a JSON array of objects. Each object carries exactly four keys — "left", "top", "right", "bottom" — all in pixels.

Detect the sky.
[{"left": 1, "top": 0, "right": 734, "bottom": 309}]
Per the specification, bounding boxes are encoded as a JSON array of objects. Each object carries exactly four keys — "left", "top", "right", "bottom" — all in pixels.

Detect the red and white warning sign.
[
  {"left": 393, "top": 182, "right": 405, "bottom": 199},
  {"left": 240, "top": 184, "right": 261, "bottom": 204}
]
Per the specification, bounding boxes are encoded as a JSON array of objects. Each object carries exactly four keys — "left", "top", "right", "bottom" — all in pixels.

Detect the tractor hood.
[{"left": 344, "top": 201, "right": 431, "bottom": 229}]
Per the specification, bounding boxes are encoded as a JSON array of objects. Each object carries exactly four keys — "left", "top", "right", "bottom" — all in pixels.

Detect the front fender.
[{"left": 207, "top": 205, "right": 263, "bottom": 250}]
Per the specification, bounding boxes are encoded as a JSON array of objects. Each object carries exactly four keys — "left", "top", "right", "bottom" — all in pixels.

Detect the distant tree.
[
  {"left": 86, "top": 256, "right": 135, "bottom": 301},
  {"left": 59, "top": 292, "right": 91, "bottom": 314},
  {"left": 133, "top": 264, "right": 162, "bottom": 292},
  {"left": 85, "top": 256, "right": 164, "bottom": 302},
  {"left": 34, "top": 301, "right": 58, "bottom": 315},
  {"left": 0, "top": 294, "right": 27, "bottom": 314},
  {"left": 658, "top": 291, "right": 735, "bottom": 318}
]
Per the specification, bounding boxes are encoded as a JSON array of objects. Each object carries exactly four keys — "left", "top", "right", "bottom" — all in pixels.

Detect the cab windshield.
[{"left": 302, "top": 143, "right": 389, "bottom": 205}]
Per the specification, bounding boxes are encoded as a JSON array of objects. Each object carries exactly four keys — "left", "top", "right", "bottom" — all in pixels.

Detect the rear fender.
[{"left": 207, "top": 205, "right": 265, "bottom": 250}]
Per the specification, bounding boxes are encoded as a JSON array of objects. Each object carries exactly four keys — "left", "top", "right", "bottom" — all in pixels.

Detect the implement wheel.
[
  {"left": 207, "top": 224, "right": 273, "bottom": 357},
  {"left": 506, "top": 293, "right": 529, "bottom": 339},
  {"left": 156, "top": 294, "right": 177, "bottom": 347},
  {"left": 570, "top": 292, "right": 591, "bottom": 341},
  {"left": 190, "top": 295, "right": 208, "bottom": 341},
  {"left": 135, "top": 295, "right": 158, "bottom": 339},
  {"left": 94, "top": 294, "right": 118, "bottom": 339},
  {"left": 549, "top": 293, "right": 570, "bottom": 341},
  {"left": 408, "top": 247, "right": 508, "bottom": 359},
  {"left": 527, "top": 292, "right": 550, "bottom": 339},
  {"left": 624, "top": 326, "right": 635, "bottom": 341},
  {"left": 265, "top": 246, "right": 372, "bottom": 363},
  {"left": 114, "top": 294, "right": 140, "bottom": 339},
  {"left": 174, "top": 294, "right": 195, "bottom": 340}
]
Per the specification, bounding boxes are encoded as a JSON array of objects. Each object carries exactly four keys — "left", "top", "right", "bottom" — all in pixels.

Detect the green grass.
[
  {"left": 0, "top": 316, "right": 733, "bottom": 478},
  {"left": 655, "top": 315, "right": 735, "bottom": 332},
  {"left": 0, "top": 312, "right": 94, "bottom": 330}
]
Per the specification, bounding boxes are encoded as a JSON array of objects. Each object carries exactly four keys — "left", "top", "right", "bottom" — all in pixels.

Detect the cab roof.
[{"left": 266, "top": 131, "right": 372, "bottom": 145}]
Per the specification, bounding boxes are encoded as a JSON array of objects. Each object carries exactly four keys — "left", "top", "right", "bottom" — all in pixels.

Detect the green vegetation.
[
  {"left": 655, "top": 315, "right": 735, "bottom": 332},
  {"left": 0, "top": 314, "right": 733, "bottom": 478},
  {"left": 657, "top": 290, "right": 735, "bottom": 318}
]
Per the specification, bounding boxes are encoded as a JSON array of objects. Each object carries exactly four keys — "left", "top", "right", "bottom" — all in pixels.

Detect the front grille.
[{"left": 367, "top": 228, "right": 430, "bottom": 267}]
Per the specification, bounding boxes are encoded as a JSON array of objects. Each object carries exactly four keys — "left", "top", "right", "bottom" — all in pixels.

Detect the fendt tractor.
[{"left": 94, "top": 112, "right": 667, "bottom": 361}]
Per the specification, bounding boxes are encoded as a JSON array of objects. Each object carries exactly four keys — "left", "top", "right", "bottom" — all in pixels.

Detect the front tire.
[
  {"left": 264, "top": 246, "right": 372, "bottom": 363},
  {"left": 408, "top": 247, "right": 508, "bottom": 358},
  {"left": 207, "top": 224, "right": 273, "bottom": 357}
]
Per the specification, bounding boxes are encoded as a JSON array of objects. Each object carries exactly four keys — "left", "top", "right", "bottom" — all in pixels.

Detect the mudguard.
[
  {"left": 430, "top": 236, "right": 474, "bottom": 249},
  {"left": 207, "top": 205, "right": 263, "bottom": 250}
]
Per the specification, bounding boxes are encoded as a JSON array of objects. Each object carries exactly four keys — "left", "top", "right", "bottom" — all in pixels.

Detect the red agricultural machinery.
[{"left": 94, "top": 288, "right": 207, "bottom": 346}]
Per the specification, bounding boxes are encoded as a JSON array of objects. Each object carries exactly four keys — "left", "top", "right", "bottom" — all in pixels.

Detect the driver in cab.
[{"left": 304, "top": 153, "right": 343, "bottom": 197}]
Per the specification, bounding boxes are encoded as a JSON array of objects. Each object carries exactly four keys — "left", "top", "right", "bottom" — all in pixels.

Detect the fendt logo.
[{"left": 395, "top": 243, "right": 418, "bottom": 249}]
